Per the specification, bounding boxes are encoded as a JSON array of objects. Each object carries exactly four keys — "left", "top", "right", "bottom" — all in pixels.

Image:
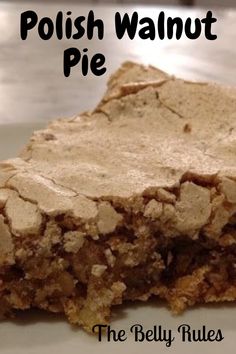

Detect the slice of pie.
[{"left": 0, "top": 62, "right": 236, "bottom": 331}]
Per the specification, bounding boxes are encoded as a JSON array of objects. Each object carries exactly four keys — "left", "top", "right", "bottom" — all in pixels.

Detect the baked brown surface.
[{"left": 0, "top": 62, "right": 236, "bottom": 331}]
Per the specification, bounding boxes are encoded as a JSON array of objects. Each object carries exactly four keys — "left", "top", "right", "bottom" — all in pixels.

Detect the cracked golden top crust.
[
  {"left": 0, "top": 61, "right": 236, "bottom": 220},
  {"left": 12, "top": 63, "right": 236, "bottom": 197}
]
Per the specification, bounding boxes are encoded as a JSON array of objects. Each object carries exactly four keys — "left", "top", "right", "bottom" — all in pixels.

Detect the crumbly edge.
[{"left": 0, "top": 172, "right": 236, "bottom": 331}]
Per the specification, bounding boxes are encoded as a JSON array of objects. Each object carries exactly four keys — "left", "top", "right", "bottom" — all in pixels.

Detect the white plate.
[{"left": 0, "top": 123, "right": 235, "bottom": 354}]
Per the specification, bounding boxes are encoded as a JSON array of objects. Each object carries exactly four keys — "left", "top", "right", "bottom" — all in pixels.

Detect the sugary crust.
[{"left": 17, "top": 69, "right": 236, "bottom": 202}]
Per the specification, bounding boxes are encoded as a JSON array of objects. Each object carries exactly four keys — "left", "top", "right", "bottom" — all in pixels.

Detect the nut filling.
[
  {"left": 0, "top": 179, "right": 236, "bottom": 331},
  {"left": 0, "top": 62, "right": 236, "bottom": 332}
]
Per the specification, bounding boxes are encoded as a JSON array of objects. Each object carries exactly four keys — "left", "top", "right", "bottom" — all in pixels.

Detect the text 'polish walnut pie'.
[{"left": 0, "top": 62, "right": 236, "bottom": 332}]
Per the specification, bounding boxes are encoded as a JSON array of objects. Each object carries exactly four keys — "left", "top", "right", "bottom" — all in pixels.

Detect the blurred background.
[
  {"left": 6, "top": 0, "right": 236, "bottom": 7},
  {"left": 0, "top": 0, "right": 235, "bottom": 151}
]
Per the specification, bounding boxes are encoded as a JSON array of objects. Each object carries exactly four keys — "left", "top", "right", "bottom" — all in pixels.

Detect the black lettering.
[
  {"left": 215, "top": 329, "right": 224, "bottom": 342},
  {"left": 90, "top": 54, "right": 106, "bottom": 76},
  {"left": 130, "top": 324, "right": 145, "bottom": 342},
  {"left": 167, "top": 17, "right": 183, "bottom": 39},
  {"left": 146, "top": 329, "right": 154, "bottom": 341},
  {"left": 81, "top": 48, "right": 89, "bottom": 76},
  {"left": 158, "top": 11, "right": 165, "bottom": 40},
  {"left": 117, "top": 330, "right": 127, "bottom": 342},
  {"left": 139, "top": 17, "right": 155, "bottom": 40},
  {"left": 38, "top": 17, "right": 54, "bottom": 40},
  {"left": 92, "top": 324, "right": 107, "bottom": 341},
  {"left": 208, "top": 330, "right": 216, "bottom": 341},
  {"left": 73, "top": 16, "right": 86, "bottom": 40},
  {"left": 201, "top": 10, "right": 217, "bottom": 40},
  {"left": 20, "top": 10, "right": 38, "bottom": 40},
  {"left": 185, "top": 18, "right": 201, "bottom": 39},
  {"left": 63, "top": 47, "right": 81, "bottom": 77},
  {"left": 65, "top": 11, "right": 72, "bottom": 39},
  {"left": 56, "top": 11, "right": 63, "bottom": 40},
  {"left": 87, "top": 10, "right": 104, "bottom": 40},
  {"left": 166, "top": 331, "right": 175, "bottom": 347},
  {"left": 115, "top": 12, "right": 138, "bottom": 39},
  {"left": 178, "top": 324, "right": 192, "bottom": 342},
  {"left": 107, "top": 326, "right": 127, "bottom": 342},
  {"left": 192, "top": 329, "right": 204, "bottom": 342}
]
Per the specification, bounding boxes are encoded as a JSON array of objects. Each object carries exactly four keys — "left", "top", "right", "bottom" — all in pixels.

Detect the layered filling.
[{"left": 0, "top": 177, "right": 236, "bottom": 330}]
